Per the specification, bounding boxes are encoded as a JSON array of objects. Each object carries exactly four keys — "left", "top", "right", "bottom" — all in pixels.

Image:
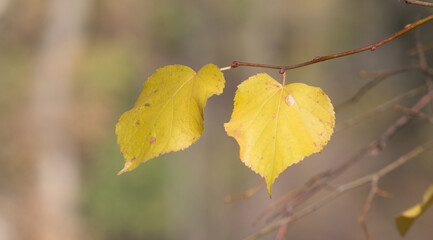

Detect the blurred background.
[{"left": 0, "top": 0, "right": 433, "bottom": 239}]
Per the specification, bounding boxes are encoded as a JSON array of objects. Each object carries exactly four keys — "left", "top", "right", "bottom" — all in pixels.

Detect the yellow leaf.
[
  {"left": 116, "top": 64, "right": 225, "bottom": 174},
  {"left": 224, "top": 73, "right": 335, "bottom": 196},
  {"left": 395, "top": 184, "right": 433, "bottom": 236}
]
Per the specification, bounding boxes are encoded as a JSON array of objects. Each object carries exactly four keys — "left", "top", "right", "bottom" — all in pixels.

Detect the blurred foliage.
[
  {"left": 76, "top": 42, "right": 137, "bottom": 100},
  {"left": 81, "top": 138, "right": 166, "bottom": 240},
  {"left": 75, "top": 41, "right": 167, "bottom": 239}
]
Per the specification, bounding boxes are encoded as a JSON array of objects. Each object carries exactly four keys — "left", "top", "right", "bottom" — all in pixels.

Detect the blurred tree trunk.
[{"left": 28, "top": 0, "right": 89, "bottom": 239}]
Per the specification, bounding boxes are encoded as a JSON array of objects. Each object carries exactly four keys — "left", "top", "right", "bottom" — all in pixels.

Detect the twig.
[
  {"left": 253, "top": 189, "right": 301, "bottom": 225},
  {"left": 253, "top": 171, "right": 332, "bottom": 225},
  {"left": 275, "top": 223, "right": 288, "bottom": 240},
  {"left": 229, "top": 15, "right": 433, "bottom": 73},
  {"left": 224, "top": 180, "right": 266, "bottom": 203},
  {"left": 335, "top": 85, "right": 426, "bottom": 133},
  {"left": 335, "top": 66, "right": 422, "bottom": 111},
  {"left": 394, "top": 104, "right": 433, "bottom": 124},
  {"left": 358, "top": 176, "right": 378, "bottom": 240},
  {"left": 245, "top": 139, "right": 433, "bottom": 240},
  {"left": 407, "top": 41, "right": 433, "bottom": 56},
  {"left": 405, "top": 0, "right": 433, "bottom": 7},
  {"left": 415, "top": 29, "right": 433, "bottom": 111}
]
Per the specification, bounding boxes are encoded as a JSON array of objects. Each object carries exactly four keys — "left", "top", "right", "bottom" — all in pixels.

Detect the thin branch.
[
  {"left": 275, "top": 222, "right": 288, "bottom": 240},
  {"left": 225, "top": 180, "right": 266, "bottom": 203},
  {"left": 358, "top": 176, "right": 379, "bottom": 240},
  {"left": 253, "top": 189, "right": 301, "bottom": 225},
  {"left": 245, "top": 139, "right": 433, "bottom": 240},
  {"left": 405, "top": 0, "right": 433, "bottom": 7},
  {"left": 394, "top": 104, "right": 433, "bottom": 124},
  {"left": 407, "top": 41, "right": 433, "bottom": 56},
  {"left": 230, "top": 15, "right": 433, "bottom": 73},
  {"left": 415, "top": 29, "right": 433, "bottom": 111},
  {"left": 253, "top": 171, "right": 332, "bottom": 225},
  {"left": 335, "top": 85, "right": 426, "bottom": 133},
  {"left": 335, "top": 66, "right": 422, "bottom": 111}
]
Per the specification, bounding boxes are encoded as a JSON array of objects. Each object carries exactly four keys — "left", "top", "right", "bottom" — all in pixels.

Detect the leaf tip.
[
  {"left": 395, "top": 216, "right": 410, "bottom": 236},
  {"left": 266, "top": 181, "right": 274, "bottom": 198},
  {"left": 117, "top": 160, "right": 134, "bottom": 175},
  {"left": 117, "top": 168, "right": 128, "bottom": 175}
]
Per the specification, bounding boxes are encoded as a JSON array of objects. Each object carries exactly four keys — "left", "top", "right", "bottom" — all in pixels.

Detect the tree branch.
[
  {"left": 224, "top": 15, "right": 433, "bottom": 73},
  {"left": 335, "top": 85, "right": 427, "bottom": 133},
  {"left": 405, "top": 0, "right": 433, "bottom": 7},
  {"left": 415, "top": 29, "right": 433, "bottom": 111},
  {"left": 335, "top": 66, "right": 424, "bottom": 111},
  {"left": 245, "top": 139, "right": 433, "bottom": 240},
  {"left": 394, "top": 104, "right": 433, "bottom": 124}
]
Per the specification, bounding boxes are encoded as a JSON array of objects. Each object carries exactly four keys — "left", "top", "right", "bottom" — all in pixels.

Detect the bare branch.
[
  {"left": 394, "top": 104, "right": 433, "bottom": 124},
  {"left": 405, "top": 0, "right": 433, "bottom": 7},
  {"left": 230, "top": 15, "right": 433, "bottom": 73},
  {"left": 358, "top": 176, "right": 378, "bottom": 240},
  {"left": 245, "top": 140, "right": 433, "bottom": 240},
  {"left": 225, "top": 180, "right": 266, "bottom": 203},
  {"left": 335, "top": 66, "right": 423, "bottom": 111},
  {"left": 335, "top": 85, "right": 427, "bottom": 132},
  {"left": 415, "top": 29, "right": 433, "bottom": 111}
]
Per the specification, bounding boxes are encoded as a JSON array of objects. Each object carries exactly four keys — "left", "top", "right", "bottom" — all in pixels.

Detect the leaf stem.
[
  {"left": 282, "top": 71, "right": 286, "bottom": 87},
  {"left": 220, "top": 66, "right": 233, "bottom": 71}
]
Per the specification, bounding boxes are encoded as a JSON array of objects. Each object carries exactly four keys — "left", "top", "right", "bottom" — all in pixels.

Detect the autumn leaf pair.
[{"left": 115, "top": 64, "right": 335, "bottom": 196}]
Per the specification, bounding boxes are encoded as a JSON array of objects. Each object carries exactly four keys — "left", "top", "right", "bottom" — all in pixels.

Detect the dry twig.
[
  {"left": 224, "top": 15, "right": 433, "bottom": 73},
  {"left": 335, "top": 85, "right": 426, "bottom": 132},
  {"left": 405, "top": 0, "right": 433, "bottom": 8},
  {"left": 245, "top": 140, "right": 433, "bottom": 240},
  {"left": 394, "top": 104, "right": 433, "bottom": 124},
  {"left": 335, "top": 66, "right": 424, "bottom": 111}
]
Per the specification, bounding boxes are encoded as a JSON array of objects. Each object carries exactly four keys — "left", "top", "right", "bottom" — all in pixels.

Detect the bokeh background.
[{"left": 0, "top": 0, "right": 432, "bottom": 239}]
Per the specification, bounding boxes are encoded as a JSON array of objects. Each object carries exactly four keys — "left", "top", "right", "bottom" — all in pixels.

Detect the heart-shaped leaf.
[{"left": 225, "top": 73, "right": 335, "bottom": 196}]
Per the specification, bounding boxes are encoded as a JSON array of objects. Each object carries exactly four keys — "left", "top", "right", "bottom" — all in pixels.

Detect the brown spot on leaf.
[
  {"left": 131, "top": 157, "right": 136, "bottom": 163},
  {"left": 145, "top": 103, "right": 150, "bottom": 107},
  {"left": 232, "top": 129, "right": 243, "bottom": 138},
  {"left": 136, "top": 120, "right": 140, "bottom": 125},
  {"left": 150, "top": 137, "right": 156, "bottom": 144}
]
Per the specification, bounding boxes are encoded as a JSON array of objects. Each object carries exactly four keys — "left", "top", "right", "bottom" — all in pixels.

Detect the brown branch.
[
  {"left": 415, "top": 29, "right": 433, "bottom": 111},
  {"left": 358, "top": 176, "right": 378, "bottom": 240},
  {"left": 335, "top": 66, "right": 423, "bottom": 111},
  {"left": 245, "top": 140, "right": 433, "bottom": 240},
  {"left": 224, "top": 180, "right": 266, "bottom": 203},
  {"left": 253, "top": 171, "right": 332, "bottom": 225},
  {"left": 335, "top": 85, "right": 427, "bottom": 133},
  {"left": 275, "top": 222, "right": 288, "bottom": 240},
  {"left": 407, "top": 41, "right": 433, "bottom": 56},
  {"left": 226, "top": 15, "right": 433, "bottom": 73},
  {"left": 405, "top": 0, "right": 433, "bottom": 7},
  {"left": 253, "top": 189, "right": 301, "bottom": 225},
  {"left": 394, "top": 104, "right": 433, "bottom": 124}
]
